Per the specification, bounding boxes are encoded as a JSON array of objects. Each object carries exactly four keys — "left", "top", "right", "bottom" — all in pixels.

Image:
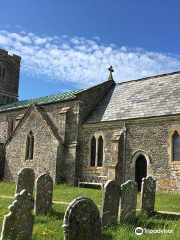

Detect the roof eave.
[{"left": 0, "top": 97, "right": 78, "bottom": 113}]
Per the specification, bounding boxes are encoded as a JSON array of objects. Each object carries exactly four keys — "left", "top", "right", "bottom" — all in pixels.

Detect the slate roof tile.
[{"left": 85, "top": 71, "right": 180, "bottom": 123}]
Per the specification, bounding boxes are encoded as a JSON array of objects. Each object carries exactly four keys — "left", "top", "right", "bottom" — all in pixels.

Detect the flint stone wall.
[{"left": 80, "top": 118, "right": 180, "bottom": 193}]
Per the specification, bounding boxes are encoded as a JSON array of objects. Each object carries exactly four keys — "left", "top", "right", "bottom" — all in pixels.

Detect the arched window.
[
  {"left": 98, "top": 136, "right": 103, "bottom": 167},
  {"left": 25, "top": 135, "right": 30, "bottom": 160},
  {"left": 172, "top": 131, "right": 180, "bottom": 161},
  {"left": 90, "top": 136, "right": 96, "bottom": 166},
  {"left": 25, "top": 131, "right": 34, "bottom": 160}
]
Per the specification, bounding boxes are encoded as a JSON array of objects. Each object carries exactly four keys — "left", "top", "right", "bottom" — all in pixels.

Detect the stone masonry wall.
[
  {"left": 81, "top": 118, "right": 180, "bottom": 194},
  {"left": 125, "top": 120, "right": 180, "bottom": 194},
  {"left": 0, "top": 99, "right": 80, "bottom": 184},
  {"left": 4, "top": 106, "right": 61, "bottom": 182}
]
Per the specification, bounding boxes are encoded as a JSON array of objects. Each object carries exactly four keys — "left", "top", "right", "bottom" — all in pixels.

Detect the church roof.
[
  {"left": 6, "top": 103, "right": 63, "bottom": 146},
  {"left": 0, "top": 89, "right": 83, "bottom": 112},
  {"left": 85, "top": 71, "right": 180, "bottom": 123}
]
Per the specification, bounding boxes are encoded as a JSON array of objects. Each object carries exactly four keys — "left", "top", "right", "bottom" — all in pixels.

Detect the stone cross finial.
[{"left": 108, "top": 65, "right": 114, "bottom": 80}]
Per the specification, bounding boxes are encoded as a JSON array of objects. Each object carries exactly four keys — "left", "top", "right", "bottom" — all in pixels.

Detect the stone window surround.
[
  {"left": 25, "top": 131, "right": 35, "bottom": 161},
  {"left": 88, "top": 132, "right": 105, "bottom": 169},
  {"left": 131, "top": 150, "right": 151, "bottom": 181},
  {"left": 168, "top": 125, "right": 180, "bottom": 165}
]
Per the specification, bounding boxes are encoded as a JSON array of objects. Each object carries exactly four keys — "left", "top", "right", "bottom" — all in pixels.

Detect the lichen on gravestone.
[
  {"left": 15, "top": 168, "right": 35, "bottom": 195},
  {"left": 119, "top": 180, "right": 138, "bottom": 223},
  {"left": 0, "top": 189, "right": 34, "bottom": 240},
  {"left": 35, "top": 173, "right": 53, "bottom": 215},
  {"left": 140, "top": 176, "right": 156, "bottom": 213},
  {"left": 62, "top": 197, "right": 101, "bottom": 240},
  {"left": 101, "top": 180, "right": 121, "bottom": 227}
]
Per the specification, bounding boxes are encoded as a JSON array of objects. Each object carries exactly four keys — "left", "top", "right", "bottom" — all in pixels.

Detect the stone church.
[{"left": 0, "top": 48, "right": 180, "bottom": 193}]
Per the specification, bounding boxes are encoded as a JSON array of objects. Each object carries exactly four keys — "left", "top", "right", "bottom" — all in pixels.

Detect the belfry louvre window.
[
  {"left": 90, "top": 136, "right": 96, "bottom": 166},
  {"left": 7, "top": 116, "right": 16, "bottom": 137},
  {"left": 0, "top": 65, "right": 6, "bottom": 80},
  {"left": 98, "top": 136, "right": 103, "bottom": 167},
  {"left": 0, "top": 65, "right": 2, "bottom": 80},
  {"left": 90, "top": 135, "right": 104, "bottom": 167},
  {"left": 25, "top": 131, "right": 34, "bottom": 160},
  {"left": 172, "top": 131, "right": 180, "bottom": 161}
]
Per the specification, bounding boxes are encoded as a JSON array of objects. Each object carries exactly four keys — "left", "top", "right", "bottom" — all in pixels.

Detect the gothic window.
[
  {"left": 25, "top": 131, "right": 34, "bottom": 160},
  {"left": 25, "top": 135, "right": 30, "bottom": 160},
  {"left": 90, "top": 134, "right": 104, "bottom": 167},
  {"left": 172, "top": 131, "right": 180, "bottom": 161},
  {"left": 90, "top": 136, "right": 96, "bottom": 166},
  {"left": 97, "top": 136, "right": 103, "bottom": 167}
]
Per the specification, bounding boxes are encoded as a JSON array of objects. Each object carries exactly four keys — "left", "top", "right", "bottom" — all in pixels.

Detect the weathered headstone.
[
  {"left": 119, "top": 180, "right": 137, "bottom": 223},
  {"left": 140, "top": 176, "right": 156, "bottom": 213},
  {"left": 35, "top": 173, "right": 53, "bottom": 215},
  {"left": 62, "top": 197, "right": 101, "bottom": 240},
  {"left": 101, "top": 180, "right": 121, "bottom": 227},
  {"left": 16, "top": 168, "right": 35, "bottom": 195},
  {"left": 0, "top": 189, "right": 34, "bottom": 240}
]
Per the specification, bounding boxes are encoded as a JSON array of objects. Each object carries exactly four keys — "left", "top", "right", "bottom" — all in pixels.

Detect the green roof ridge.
[{"left": 0, "top": 89, "right": 83, "bottom": 111}]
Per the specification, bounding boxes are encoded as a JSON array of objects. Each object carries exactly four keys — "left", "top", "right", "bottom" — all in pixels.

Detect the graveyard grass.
[{"left": 0, "top": 182, "right": 180, "bottom": 239}]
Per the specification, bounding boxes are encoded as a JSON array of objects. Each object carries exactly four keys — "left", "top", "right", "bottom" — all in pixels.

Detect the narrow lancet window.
[
  {"left": 97, "top": 136, "right": 103, "bottom": 167},
  {"left": 25, "top": 131, "right": 34, "bottom": 160},
  {"left": 173, "top": 131, "right": 180, "bottom": 161},
  {"left": 90, "top": 136, "right": 96, "bottom": 166}
]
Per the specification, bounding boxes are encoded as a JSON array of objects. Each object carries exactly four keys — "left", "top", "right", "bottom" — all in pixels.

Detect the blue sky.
[{"left": 0, "top": 0, "right": 180, "bottom": 100}]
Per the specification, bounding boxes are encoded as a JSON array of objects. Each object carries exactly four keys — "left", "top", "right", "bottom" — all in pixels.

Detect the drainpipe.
[{"left": 122, "top": 121, "right": 127, "bottom": 183}]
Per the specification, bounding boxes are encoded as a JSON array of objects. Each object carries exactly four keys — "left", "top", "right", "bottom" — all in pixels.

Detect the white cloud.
[
  {"left": 0, "top": 29, "right": 180, "bottom": 87},
  {"left": 93, "top": 36, "right": 100, "bottom": 41},
  {"left": 34, "top": 37, "right": 47, "bottom": 45}
]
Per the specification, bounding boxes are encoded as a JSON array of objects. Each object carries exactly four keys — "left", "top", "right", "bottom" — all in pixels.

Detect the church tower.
[{"left": 0, "top": 49, "right": 21, "bottom": 105}]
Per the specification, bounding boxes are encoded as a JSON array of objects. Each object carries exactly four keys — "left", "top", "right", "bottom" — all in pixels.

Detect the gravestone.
[
  {"left": 0, "top": 189, "right": 34, "bottom": 240},
  {"left": 35, "top": 174, "right": 53, "bottom": 215},
  {"left": 16, "top": 168, "right": 35, "bottom": 195},
  {"left": 101, "top": 180, "right": 121, "bottom": 227},
  {"left": 140, "top": 176, "right": 156, "bottom": 213},
  {"left": 62, "top": 197, "right": 101, "bottom": 240},
  {"left": 119, "top": 180, "right": 137, "bottom": 223}
]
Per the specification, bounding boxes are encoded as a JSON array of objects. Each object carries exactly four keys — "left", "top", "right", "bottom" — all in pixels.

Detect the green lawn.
[
  {"left": 0, "top": 182, "right": 180, "bottom": 239},
  {"left": 1, "top": 182, "right": 180, "bottom": 212}
]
